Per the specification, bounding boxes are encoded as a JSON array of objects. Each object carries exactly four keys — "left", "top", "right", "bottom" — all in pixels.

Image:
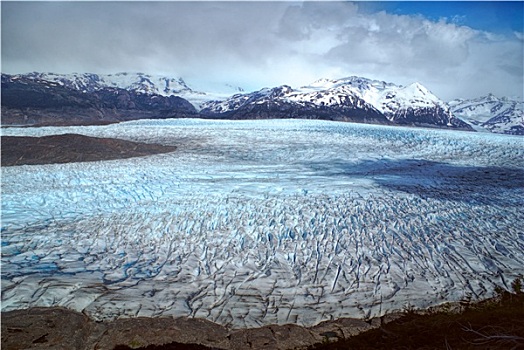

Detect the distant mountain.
[
  {"left": 449, "top": 94, "right": 524, "bottom": 135},
  {"left": 1, "top": 73, "right": 198, "bottom": 126},
  {"left": 202, "top": 77, "right": 472, "bottom": 130},
  {"left": 201, "top": 84, "right": 390, "bottom": 124},
  {"left": 20, "top": 72, "right": 196, "bottom": 96},
  {"left": 4, "top": 72, "right": 246, "bottom": 110},
  {"left": 5, "top": 72, "right": 521, "bottom": 133}
]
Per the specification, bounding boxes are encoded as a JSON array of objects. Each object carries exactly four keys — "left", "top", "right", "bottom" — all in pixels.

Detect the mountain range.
[
  {"left": 449, "top": 94, "right": 523, "bottom": 135},
  {"left": 200, "top": 77, "right": 470, "bottom": 130},
  {"left": 1, "top": 72, "right": 522, "bottom": 134},
  {"left": 1, "top": 73, "right": 199, "bottom": 126}
]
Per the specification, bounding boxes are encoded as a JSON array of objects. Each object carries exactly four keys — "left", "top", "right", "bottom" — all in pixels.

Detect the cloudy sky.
[{"left": 2, "top": 1, "right": 523, "bottom": 100}]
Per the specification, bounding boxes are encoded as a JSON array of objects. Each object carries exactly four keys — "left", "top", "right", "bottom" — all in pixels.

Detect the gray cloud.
[
  {"left": 1, "top": 2, "right": 288, "bottom": 79},
  {"left": 2, "top": 1, "right": 522, "bottom": 100}
]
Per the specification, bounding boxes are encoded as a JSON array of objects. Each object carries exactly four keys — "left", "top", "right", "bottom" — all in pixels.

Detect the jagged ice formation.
[{"left": 2, "top": 119, "right": 523, "bottom": 328}]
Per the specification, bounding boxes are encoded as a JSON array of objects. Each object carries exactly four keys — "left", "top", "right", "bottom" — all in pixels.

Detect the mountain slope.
[
  {"left": 19, "top": 72, "right": 196, "bottom": 96},
  {"left": 6, "top": 72, "right": 520, "bottom": 133},
  {"left": 202, "top": 77, "right": 472, "bottom": 130},
  {"left": 1, "top": 74, "right": 198, "bottom": 126},
  {"left": 449, "top": 94, "right": 524, "bottom": 135},
  {"left": 14, "top": 72, "right": 244, "bottom": 110},
  {"left": 293, "top": 77, "right": 469, "bottom": 129},
  {"left": 200, "top": 84, "right": 390, "bottom": 124}
]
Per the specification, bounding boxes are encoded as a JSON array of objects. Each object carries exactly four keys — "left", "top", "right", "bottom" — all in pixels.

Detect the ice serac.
[
  {"left": 0, "top": 74, "right": 199, "bottom": 126},
  {"left": 202, "top": 76, "right": 472, "bottom": 130},
  {"left": 449, "top": 94, "right": 524, "bottom": 135},
  {"left": 2, "top": 119, "right": 523, "bottom": 329}
]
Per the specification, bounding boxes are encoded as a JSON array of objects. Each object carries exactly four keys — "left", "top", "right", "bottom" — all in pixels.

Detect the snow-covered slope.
[
  {"left": 202, "top": 76, "right": 471, "bottom": 129},
  {"left": 295, "top": 77, "right": 434, "bottom": 114},
  {"left": 297, "top": 77, "right": 460, "bottom": 125},
  {"left": 21, "top": 72, "right": 194, "bottom": 96},
  {"left": 6, "top": 72, "right": 521, "bottom": 133},
  {"left": 201, "top": 83, "right": 390, "bottom": 124},
  {"left": 449, "top": 94, "right": 524, "bottom": 135},
  {"left": 201, "top": 85, "right": 293, "bottom": 114}
]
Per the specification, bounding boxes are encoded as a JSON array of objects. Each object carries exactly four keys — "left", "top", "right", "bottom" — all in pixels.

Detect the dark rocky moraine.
[{"left": 1, "top": 134, "right": 177, "bottom": 166}]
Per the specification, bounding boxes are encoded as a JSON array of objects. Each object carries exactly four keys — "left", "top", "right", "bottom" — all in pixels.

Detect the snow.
[
  {"left": 14, "top": 72, "right": 243, "bottom": 111},
  {"left": 206, "top": 76, "right": 451, "bottom": 121},
  {"left": 23, "top": 72, "right": 194, "bottom": 96},
  {"left": 2, "top": 119, "right": 523, "bottom": 328},
  {"left": 294, "top": 77, "right": 443, "bottom": 112},
  {"left": 449, "top": 94, "right": 524, "bottom": 134}
]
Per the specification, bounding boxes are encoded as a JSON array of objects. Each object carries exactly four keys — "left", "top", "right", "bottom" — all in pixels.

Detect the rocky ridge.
[
  {"left": 4, "top": 72, "right": 522, "bottom": 133},
  {"left": 200, "top": 84, "right": 390, "bottom": 124},
  {"left": 18, "top": 72, "right": 197, "bottom": 96}
]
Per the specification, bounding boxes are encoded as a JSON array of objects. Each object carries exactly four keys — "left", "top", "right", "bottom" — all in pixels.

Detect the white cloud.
[
  {"left": 271, "top": 2, "right": 522, "bottom": 100},
  {"left": 1, "top": 1, "right": 522, "bottom": 100}
]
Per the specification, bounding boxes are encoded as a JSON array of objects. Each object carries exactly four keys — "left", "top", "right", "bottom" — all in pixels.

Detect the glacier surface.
[{"left": 2, "top": 119, "right": 523, "bottom": 328}]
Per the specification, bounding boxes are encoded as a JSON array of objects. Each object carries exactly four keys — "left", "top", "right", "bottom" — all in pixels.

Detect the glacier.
[{"left": 1, "top": 119, "right": 523, "bottom": 328}]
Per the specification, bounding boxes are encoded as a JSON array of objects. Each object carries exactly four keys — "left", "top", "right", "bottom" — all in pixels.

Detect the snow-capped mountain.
[
  {"left": 5, "top": 71, "right": 521, "bottom": 133},
  {"left": 1, "top": 73, "right": 198, "bottom": 126},
  {"left": 449, "top": 94, "right": 524, "bottom": 135},
  {"left": 202, "top": 76, "right": 471, "bottom": 130},
  {"left": 21, "top": 72, "right": 195, "bottom": 96},
  {"left": 20, "top": 72, "right": 195, "bottom": 96},
  {"left": 7, "top": 72, "right": 244, "bottom": 110},
  {"left": 296, "top": 77, "right": 463, "bottom": 126},
  {"left": 200, "top": 83, "right": 390, "bottom": 124}
]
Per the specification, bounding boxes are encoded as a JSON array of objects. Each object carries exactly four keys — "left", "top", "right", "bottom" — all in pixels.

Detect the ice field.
[{"left": 2, "top": 119, "right": 524, "bottom": 328}]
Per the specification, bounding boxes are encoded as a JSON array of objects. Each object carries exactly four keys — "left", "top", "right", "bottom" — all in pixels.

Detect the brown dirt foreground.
[
  {"left": 309, "top": 289, "right": 524, "bottom": 350},
  {"left": 1, "top": 134, "right": 177, "bottom": 166},
  {"left": 1, "top": 291, "right": 523, "bottom": 350}
]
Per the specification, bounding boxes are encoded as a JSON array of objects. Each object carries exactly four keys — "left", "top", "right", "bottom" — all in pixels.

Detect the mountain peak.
[
  {"left": 400, "top": 82, "right": 438, "bottom": 101},
  {"left": 408, "top": 82, "right": 426, "bottom": 91},
  {"left": 484, "top": 93, "right": 499, "bottom": 101}
]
